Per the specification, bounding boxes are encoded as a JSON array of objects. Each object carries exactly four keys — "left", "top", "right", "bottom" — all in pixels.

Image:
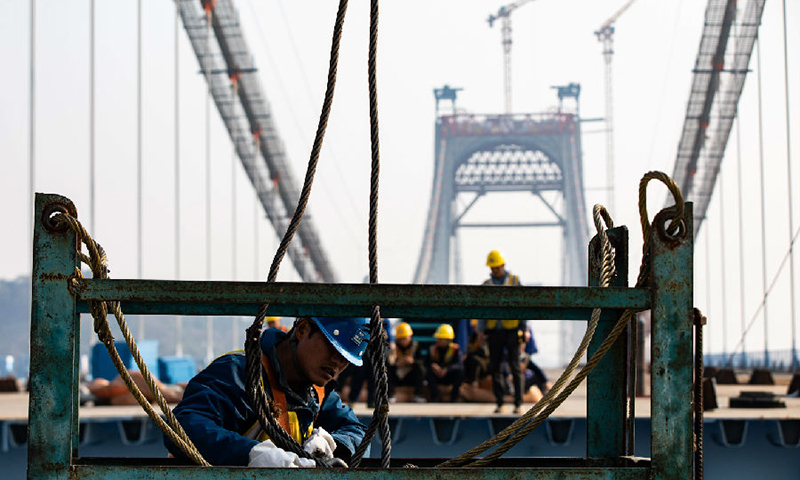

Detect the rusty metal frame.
[{"left": 28, "top": 193, "right": 694, "bottom": 479}]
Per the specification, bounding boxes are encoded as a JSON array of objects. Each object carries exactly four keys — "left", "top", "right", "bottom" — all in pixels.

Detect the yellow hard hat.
[
  {"left": 434, "top": 324, "right": 455, "bottom": 340},
  {"left": 395, "top": 322, "right": 413, "bottom": 339},
  {"left": 266, "top": 316, "right": 280, "bottom": 324},
  {"left": 486, "top": 250, "right": 505, "bottom": 268}
]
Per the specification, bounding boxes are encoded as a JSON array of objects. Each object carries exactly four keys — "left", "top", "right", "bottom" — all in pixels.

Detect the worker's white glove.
[
  {"left": 302, "top": 427, "right": 336, "bottom": 460},
  {"left": 248, "top": 439, "right": 316, "bottom": 468}
]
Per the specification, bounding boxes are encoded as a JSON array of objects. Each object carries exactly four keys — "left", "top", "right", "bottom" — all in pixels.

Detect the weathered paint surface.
[
  {"left": 28, "top": 194, "right": 79, "bottom": 480},
  {"left": 75, "top": 281, "right": 650, "bottom": 320},
  {"left": 650, "top": 204, "right": 694, "bottom": 480},
  {"left": 587, "top": 226, "right": 630, "bottom": 458},
  {"left": 27, "top": 194, "right": 695, "bottom": 479}
]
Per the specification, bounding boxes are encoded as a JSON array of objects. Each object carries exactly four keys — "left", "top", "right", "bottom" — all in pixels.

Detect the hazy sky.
[{"left": 0, "top": 0, "right": 797, "bottom": 360}]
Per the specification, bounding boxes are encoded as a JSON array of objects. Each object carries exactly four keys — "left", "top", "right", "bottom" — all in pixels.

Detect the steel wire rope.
[
  {"left": 437, "top": 171, "right": 685, "bottom": 467},
  {"left": 349, "top": 0, "right": 392, "bottom": 468},
  {"left": 725, "top": 225, "right": 800, "bottom": 367},
  {"left": 49, "top": 213, "right": 209, "bottom": 466},
  {"left": 241, "top": 0, "right": 371, "bottom": 466}
]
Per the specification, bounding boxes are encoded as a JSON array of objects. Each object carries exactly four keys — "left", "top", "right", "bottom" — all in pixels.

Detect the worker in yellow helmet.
[
  {"left": 266, "top": 316, "right": 288, "bottom": 332},
  {"left": 387, "top": 322, "right": 426, "bottom": 402},
  {"left": 426, "top": 324, "right": 464, "bottom": 402},
  {"left": 482, "top": 250, "right": 524, "bottom": 414}
]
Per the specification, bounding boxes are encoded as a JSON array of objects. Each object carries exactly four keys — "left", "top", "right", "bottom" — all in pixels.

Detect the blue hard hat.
[{"left": 310, "top": 317, "right": 370, "bottom": 366}]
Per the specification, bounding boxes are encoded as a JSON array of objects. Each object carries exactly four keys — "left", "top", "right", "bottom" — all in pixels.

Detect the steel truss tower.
[{"left": 414, "top": 112, "right": 589, "bottom": 288}]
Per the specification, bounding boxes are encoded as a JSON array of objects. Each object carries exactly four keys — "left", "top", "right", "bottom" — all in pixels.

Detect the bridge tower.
[{"left": 414, "top": 86, "right": 589, "bottom": 290}]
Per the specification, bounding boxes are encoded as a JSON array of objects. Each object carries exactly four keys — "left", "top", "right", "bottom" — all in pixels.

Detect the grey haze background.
[{"left": 0, "top": 0, "right": 797, "bottom": 369}]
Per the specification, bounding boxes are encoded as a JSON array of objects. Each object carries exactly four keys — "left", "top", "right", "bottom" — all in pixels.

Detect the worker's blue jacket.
[{"left": 164, "top": 328, "right": 367, "bottom": 466}]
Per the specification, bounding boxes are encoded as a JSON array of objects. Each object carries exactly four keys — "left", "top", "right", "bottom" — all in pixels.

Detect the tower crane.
[
  {"left": 595, "top": 0, "right": 637, "bottom": 214},
  {"left": 488, "top": 0, "right": 537, "bottom": 114}
]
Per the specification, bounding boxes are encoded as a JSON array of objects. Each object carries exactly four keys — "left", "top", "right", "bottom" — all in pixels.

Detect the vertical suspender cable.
[
  {"left": 90, "top": 0, "right": 95, "bottom": 236},
  {"left": 704, "top": 226, "right": 712, "bottom": 354},
  {"left": 719, "top": 169, "right": 728, "bottom": 358},
  {"left": 89, "top": 0, "right": 96, "bottom": 346},
  {"left": 230, "top": 79, "right": 237, "bottom": 280},
  {"left": 780, "top": 0, "right": 798, "bottom": 370},
  {"left": 205, "top": 4, "right": 213, "bottom": 365},
  {"left": 755, "top": 38, "right": 769, "bottom": 367},
  {"left": 736, "top": 116, "right": 746, "bottom": 367},
  {"left": 254, "top": 193, "right": 259, "bottom": 281},
  {"left": 29, "top": 0, "right": 35, "bottom": 276},
  {"left": 231, "top": 78, "right": 238, "bottom": 352},
  {"left": 137, "top": 0, "right": 144, "bottom": 340},
  {"left": 174, "top": 0, "right": 183, "bottom": 357}
]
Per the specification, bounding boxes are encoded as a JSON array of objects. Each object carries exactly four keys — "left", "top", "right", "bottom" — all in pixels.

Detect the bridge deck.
[{"left": 2, "top": 382, "right": 796, "bottom": 423}]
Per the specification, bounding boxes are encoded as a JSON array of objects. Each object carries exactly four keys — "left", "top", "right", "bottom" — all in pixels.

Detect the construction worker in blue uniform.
[
  {"left": 483, "top": 250, "right": 525, "bottom": 414},
  {"left": 164, "top": 317, "right": 369, "bottom": 467}
]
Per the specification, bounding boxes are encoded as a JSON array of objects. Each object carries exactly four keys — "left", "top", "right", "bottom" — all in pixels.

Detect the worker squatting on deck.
[{"left": 164, "top": 317, "right": 369, "bottom": 467}]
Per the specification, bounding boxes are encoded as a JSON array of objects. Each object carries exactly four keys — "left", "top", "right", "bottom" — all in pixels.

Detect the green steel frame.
[{"left": 28, "top": 193, "right": 694, "bottom": 479}]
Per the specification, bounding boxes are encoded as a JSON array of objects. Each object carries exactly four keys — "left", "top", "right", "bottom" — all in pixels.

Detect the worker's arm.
[{"left": 164, "top": 354, "right": 259, "bottom": 466}]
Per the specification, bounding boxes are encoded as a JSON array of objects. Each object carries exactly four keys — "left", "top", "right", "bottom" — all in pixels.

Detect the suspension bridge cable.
[
  {"left": 204, "top": 4, "right": 214, "bottom": 365},
  {"left": 89, "top": 0, "right": 95, "bottom": 236},
  {"left": 726, "top": 226, "right": 800, "bottom": 366},
  {"left": 719, "top": 167, "right": 728, "bottom": 357},
  {"left": 735, "top": 115, "right": 747, "bottom": 364},
  {"left": 137, "top": 0, "right": 145, "bottom": 341},
  {"left": 704, "top": 222, "right": 712, "bottom": 353},
  {"left": 28, "top": 0, "right": 35, "bottom": 280},
  {"left": 755, "top": 37, "right": 769, "bottom": 366},
  {"left": 230, "top": 78, "right": 239, "bottom": 352},
  {"left": 89, "top": 0, "right": 97, "bottom": 347},
  {"left": 780, "top": 0, "right": 798, "bottom": 370},
  {"left": 174, "top": 0, "right": 183, "bottom": 357}
]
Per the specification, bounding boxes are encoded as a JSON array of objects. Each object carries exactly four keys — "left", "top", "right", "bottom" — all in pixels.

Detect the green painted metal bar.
[
  {"left": 28, "top": 194, "right": 80, "bottom": 480},
  {"left": 73, "top": 280, "right": 650, "bottom": 320},
  {"left": 587, "top": 226, "right": 629, "bottom": 458},
  {"left": 650, "top": 205, "right": 694, "bottom": 480}
]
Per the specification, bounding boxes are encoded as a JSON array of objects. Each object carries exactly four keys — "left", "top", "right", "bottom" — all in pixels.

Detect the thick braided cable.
[
  {"left": 349, "top": 0, "right": 392, "bottom": 469},
  {"left": 350, "top": 308, "right": 392, "bottom": 467},
  {"left": 243, "top": 0, "right": 349, "bottom": 463},
  {"left": 439, "top": 206, "right": 616, "bottom": 468},
  {"left": 53, "top": 213, "right": 209, "bottom": 466}
]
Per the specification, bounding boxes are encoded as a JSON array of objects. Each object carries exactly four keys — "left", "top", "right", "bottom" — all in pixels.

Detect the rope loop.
[
  {"left": 46, "top": 211, "right": 210, "bottom": 466},
  {"left": 638, "top": 171, "right": 685, "bottom": 239}
]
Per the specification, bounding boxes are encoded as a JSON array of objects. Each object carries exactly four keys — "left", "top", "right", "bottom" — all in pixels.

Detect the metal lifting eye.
[
  {"left": 653, "top": 208, "right": 687, "bottom": 246},
  {"left": 41, "top": 202, "right": 73, "bottom": 233}
]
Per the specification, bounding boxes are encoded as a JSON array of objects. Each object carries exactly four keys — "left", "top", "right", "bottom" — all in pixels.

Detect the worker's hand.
[
  {"left": 248, "top": 439, "right": 316, "bottom": 468},
  {"left": 302, "top": 427, "right": 336, "bottom": 460},
  {"left": 320, "top": 456, "right": 349, "bottom": 468}
]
